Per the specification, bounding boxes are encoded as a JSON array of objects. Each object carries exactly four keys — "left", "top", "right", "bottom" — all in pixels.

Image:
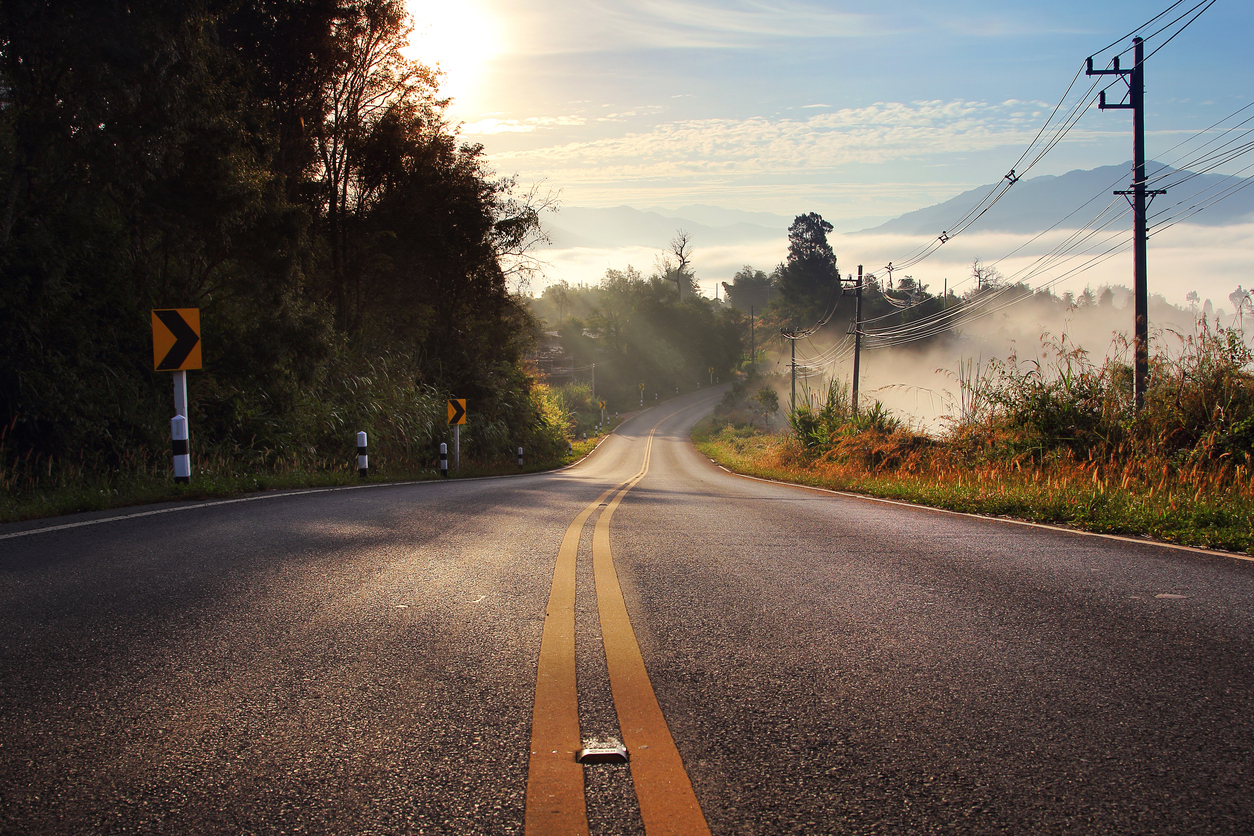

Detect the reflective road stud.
[{"left": 357, "top": 431, "right": 368, "bottom": 478}]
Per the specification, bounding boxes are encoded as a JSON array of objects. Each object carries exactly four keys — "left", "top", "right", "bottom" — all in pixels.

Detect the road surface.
[{"left": 2, "top": 389, "right": 1252, "bottom": 834}]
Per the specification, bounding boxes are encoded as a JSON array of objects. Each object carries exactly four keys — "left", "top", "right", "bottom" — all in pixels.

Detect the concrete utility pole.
[
  {"left": 750, "top": 306, "right": 755, "bottom": 367},
  {"left": 781, "top": 325, "right": 802, "bottom": 411},
  {"left": 1087, "top": 37, "right": 1165, "bottom": 412},
  {"left": 788, "top": 332, "right": 797, "bottom": 411},
  {"left": 848, "top": 265, "right": 864, "bottom": 415}
]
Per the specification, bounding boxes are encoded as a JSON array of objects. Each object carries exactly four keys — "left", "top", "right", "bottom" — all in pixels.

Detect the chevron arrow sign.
[{"left": 151, "top": 309, "right": 202, "bottom": 371}]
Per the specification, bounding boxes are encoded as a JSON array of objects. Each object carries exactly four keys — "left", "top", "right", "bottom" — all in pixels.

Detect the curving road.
[{"left": 2, "top": 389, "right": 1253, "bottom": 834}]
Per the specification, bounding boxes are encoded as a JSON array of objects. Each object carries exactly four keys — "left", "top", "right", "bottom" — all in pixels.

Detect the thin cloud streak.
[{"left": 478, "top": 99, "right": 1106, "bottom": 216}]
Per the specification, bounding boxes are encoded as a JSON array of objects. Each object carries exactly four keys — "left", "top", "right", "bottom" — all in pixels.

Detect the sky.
[{"left": 402, "top": 0, "right": 1254, "bottom": 309}]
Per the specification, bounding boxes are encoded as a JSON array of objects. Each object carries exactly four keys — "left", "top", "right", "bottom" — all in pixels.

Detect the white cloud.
[
  {"left": 462, "top": 115, "right": 588, "bottom": 135},
  {"left": 493, "top": 0, "right": 886, "bottom": 56},
  {"left": 588, "top": 0, "right": 880, "bottom": 47},
  {"left": 487, "top": 99, "right": 1065, "bottom": 213}
]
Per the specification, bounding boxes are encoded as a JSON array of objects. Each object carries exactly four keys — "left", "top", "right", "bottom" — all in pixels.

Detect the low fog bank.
[
  {"left": 532, "top": 219, "right": 1253, "bottom": 433},
  {"left": 535, "top": 222, "right": 1254, "bottom": 316},
  {"left": 768, "top": 289, "right": 1249, "bottom": 433}
]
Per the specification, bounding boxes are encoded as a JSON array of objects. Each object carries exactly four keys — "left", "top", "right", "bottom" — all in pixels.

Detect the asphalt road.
[{"left": 2, "top": 389, "right": 1253, "bottom": 834}]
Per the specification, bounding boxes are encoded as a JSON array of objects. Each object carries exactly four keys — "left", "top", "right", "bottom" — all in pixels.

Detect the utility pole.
[
  {"left": 786, "top": 331, "right": 797, "bottom": 410},
  {"left": 845, "top": 265, "right": 864, "bottom": 415},
  {"left": 750, "top": 305, "right": 755, "bottom": 367},
  {"left": 1087, "top": 37, "right": 1165, "bottom": 412}
]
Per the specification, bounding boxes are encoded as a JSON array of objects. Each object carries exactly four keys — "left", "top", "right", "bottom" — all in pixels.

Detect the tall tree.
[
  {"left": 310, "top": 0, "right": 441, "bottom": 330},
  {"left": 776, "top": 212, "right": 840, "bottom": 322},
  {"left": 655, "top": 229, "right": 698, "bottom": 298},
  {"left": 722, "top": 265, "right": 773, "bottom": 314}
]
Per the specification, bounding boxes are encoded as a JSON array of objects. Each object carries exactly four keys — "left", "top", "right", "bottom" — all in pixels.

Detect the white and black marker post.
[
  {"left": 172, "top": 369, "right": 190, "bottom": 484},
  {"left": 518, "top": 446, "right": 524, "bottom": 467},
  {"left": 357, "top": 431, "right": 368, "bottom": 478},
  {"left": 171, "top": 414, "right": 190, "bottom": 484},
  {"left": 440, "top": 442, "right": 448, "bottom": 477}
]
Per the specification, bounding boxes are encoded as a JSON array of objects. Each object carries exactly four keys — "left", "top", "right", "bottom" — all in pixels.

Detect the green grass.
[
  {"left": 693, "top": 419, "right": 1254, "bottom": 556},
  {"left": 0, "top": 436, "right": 608, "bottom": 525}
]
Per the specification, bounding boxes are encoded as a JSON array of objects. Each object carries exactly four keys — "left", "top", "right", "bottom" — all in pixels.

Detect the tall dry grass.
[{"left": 700, "top": 319, "right": 1254, "bottom": 552}]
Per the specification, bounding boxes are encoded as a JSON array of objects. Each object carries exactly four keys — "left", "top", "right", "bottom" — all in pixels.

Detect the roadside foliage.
[{"left": 0, "top": 0, "right": 563, "bottom": 491}]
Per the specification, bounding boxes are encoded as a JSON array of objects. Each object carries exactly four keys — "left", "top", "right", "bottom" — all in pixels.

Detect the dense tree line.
[
  {"left": 723, "top": 212, "right": 956, "bottom": 340},
  {"left": 533, "top": 266, "right": 745, "bottom": 406},
  {"left": 0, "top": 0, "right": 557, "bottom": 469}
]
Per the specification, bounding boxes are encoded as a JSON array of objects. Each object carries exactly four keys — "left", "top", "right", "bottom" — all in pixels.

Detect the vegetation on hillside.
[
  {"left": 0, "top": 0, "right": 564, "bottom": 490},
  {"left": 529, "top": 265, "right": 746, "bottom": 407}
]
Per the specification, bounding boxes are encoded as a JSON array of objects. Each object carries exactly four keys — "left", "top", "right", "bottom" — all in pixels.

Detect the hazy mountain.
[
  {"left": 543, "top": 163, "right": 1254, "bottom": 254},
  {"left": 544, "top": 205, "right": 786, "bottom": 250},
  {"left": 643, "top": 204, "right": 791, "bottom": 229},
  {"left": 864, "top": 162, "right": 1254, "bottom": 235}
]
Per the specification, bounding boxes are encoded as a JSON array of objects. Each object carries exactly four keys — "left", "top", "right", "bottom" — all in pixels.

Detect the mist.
[
  {"left": 768, "top": 285, "right": 1237, "bottom": 433},
  {"left": 535, "top": 220, "right": 1254, "bottom": 315},
  {"left": 533, "top": 218, "right": 1253, "bottom": 432}
]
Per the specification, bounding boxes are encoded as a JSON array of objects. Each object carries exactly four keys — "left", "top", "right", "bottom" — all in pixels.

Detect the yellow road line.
[
  {"left": 526, "top": 414, "right": 710, "bottom": 835},
  {"left": 525, "top": 485, "right": 614, "bottom": 835},
  {"left": 594, "top": 431, "right": 712, "bottom": 836}
]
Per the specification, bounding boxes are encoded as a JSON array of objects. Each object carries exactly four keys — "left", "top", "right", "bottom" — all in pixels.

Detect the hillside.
[{"left": 865, "top": 162, "right": 1254, "bottom": 235}]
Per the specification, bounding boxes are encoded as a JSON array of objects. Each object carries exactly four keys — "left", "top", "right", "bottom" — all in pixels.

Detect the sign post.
[
  {"left": 448, "top": 399, "right": 467, "bottom": 471},
  {"left": 152, "top": 309, "right": 202, "bottom": 482}
]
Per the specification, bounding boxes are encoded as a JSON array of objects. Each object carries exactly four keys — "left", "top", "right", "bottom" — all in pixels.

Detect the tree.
[
  {"left": 776, "top": 212, "right": 840, "bottom": 322},
  {"left": 655, "top": 229, "right": 698, "bottom": 298},
  {"left": 722, "top": 265, "right": 772, "bottom": 314},
  {"left": 310, "top": 0, "right": 441, "bottom": 330},
  {"left": 1230, "top": 286, "right": 1251, "bottom": 329},
  {"left": 0, "top": 0, "right": 560, "bottom": 470},
  {"left": 969, "top": 258, "right": 1004, "bottom": 294}
]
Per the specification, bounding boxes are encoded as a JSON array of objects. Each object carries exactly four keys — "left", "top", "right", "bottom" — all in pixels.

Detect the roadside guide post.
[
  {"left": 151, "top": 308, "right": 201, "bottom": 483},
  {"left": 171, "top": 416, "right": 190, "bottom": 484},
  {"left": 448, "top": 399, "right": 466, "bottom": 471},
  {"left": 357, "top": 431, "right": 368, "bottom": 478}
]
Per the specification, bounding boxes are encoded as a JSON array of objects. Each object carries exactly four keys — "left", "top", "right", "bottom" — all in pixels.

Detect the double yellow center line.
[{"left": 525, "top": 425, "right": 710, "bottom": 835}]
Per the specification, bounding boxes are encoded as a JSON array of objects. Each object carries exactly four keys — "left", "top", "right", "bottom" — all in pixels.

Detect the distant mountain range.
[
  {"left": 543, "top": 204, "right": 788, "bottom": 250},
  {"left": 863, "top": 162, "right": 1254, "bottom": 235},
  {"left": 543, "top": 164, "right": 1254, "bottom": 251}
]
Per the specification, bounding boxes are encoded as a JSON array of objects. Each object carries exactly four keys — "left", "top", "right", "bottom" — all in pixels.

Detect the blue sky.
[
  {"left": 401, "top": 1, "right": 1254, "bottom": 312},
  {"left": 407, "top": 0, "right": 1253, "bottom": 225}
]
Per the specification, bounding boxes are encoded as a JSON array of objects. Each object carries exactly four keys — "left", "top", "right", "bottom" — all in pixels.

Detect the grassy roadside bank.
[
  {"left": 693, "top": 420, "right": 1254, "bottom": 557},
  {"left": 0, "top": 436, "right": 605, "bottom": 526},
  {"left": 697, "top": 324, "right": 1254, "bottom": 557}
]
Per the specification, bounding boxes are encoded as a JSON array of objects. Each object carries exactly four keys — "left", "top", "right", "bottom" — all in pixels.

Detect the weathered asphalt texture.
[{"left": 3, "top": 389, "right": 1253, "bottom": 834}]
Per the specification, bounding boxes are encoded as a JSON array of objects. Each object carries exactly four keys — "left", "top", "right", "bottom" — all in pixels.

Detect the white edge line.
[
  {"left": 0, "top": 480, "right": 426, "bottom": 540},
  {"left": 712, "top": 464, "right": 1254, "bottom": 565},
  {"left": 0, "top": 389, "right": 725, "bottom": 542},
  {"left": 1, "top": 410, "right": 636, "bottom": 542}
]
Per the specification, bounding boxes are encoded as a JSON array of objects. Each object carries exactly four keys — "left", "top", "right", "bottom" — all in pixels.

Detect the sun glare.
[{"left": 404, "top": 0, "right": 501, "bottom": 112}]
